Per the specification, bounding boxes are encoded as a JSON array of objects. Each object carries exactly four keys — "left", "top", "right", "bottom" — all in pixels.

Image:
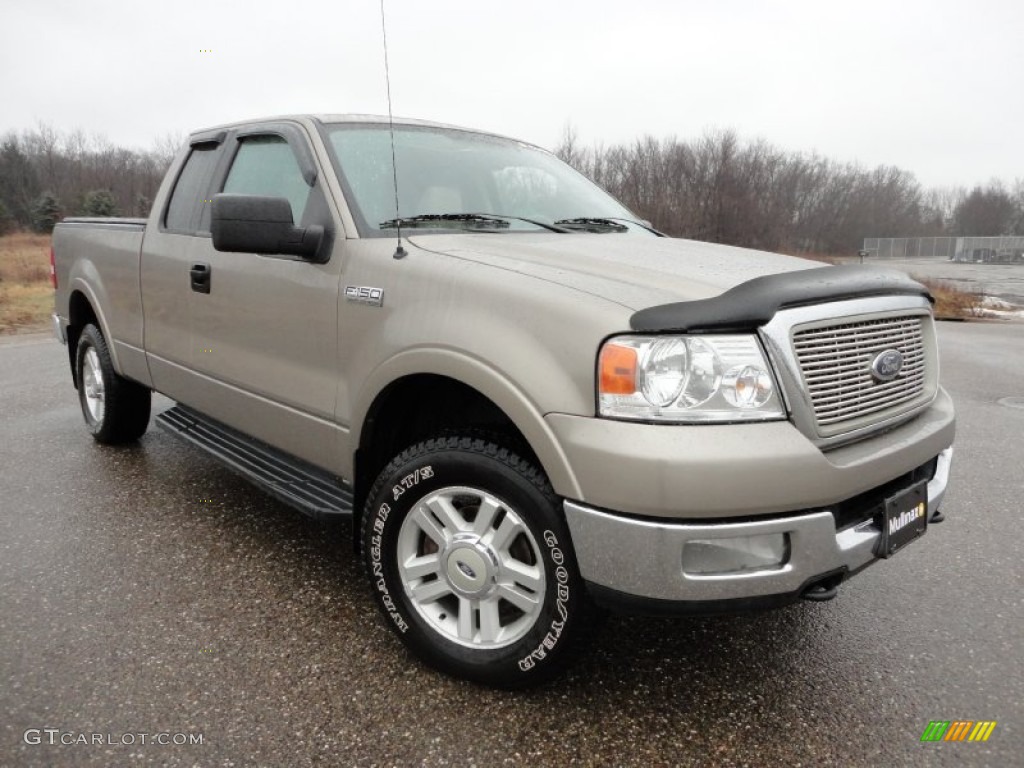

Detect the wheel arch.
[
  {"left": 351, "top": 351, "right": 582, "bottom": 543},
  {"left": 66, "top": 284, "right": 115, "bottom": 388}
]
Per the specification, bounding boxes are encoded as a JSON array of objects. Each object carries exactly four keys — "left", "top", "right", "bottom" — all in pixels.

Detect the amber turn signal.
[{"left": 599, "top": 343, "right": 638, "bottom": 395}]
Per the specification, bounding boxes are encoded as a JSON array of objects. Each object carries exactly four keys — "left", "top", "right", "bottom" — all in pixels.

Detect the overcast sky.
[{"left": 2, "top": 0, "right": 1021, "bottom": 189}]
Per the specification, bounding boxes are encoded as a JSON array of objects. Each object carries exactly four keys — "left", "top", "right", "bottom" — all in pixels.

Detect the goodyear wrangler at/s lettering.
[{"left": 361, "top": 435, "right": 595, "bottom": 687}]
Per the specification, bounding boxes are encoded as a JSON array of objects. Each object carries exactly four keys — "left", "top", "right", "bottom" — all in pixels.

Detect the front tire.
[
  {"left": 75, "top": 323, "right": 151, "bottom": 444},
  {"left": 361, "top": 435, "right": 595, "bottom": 688}
]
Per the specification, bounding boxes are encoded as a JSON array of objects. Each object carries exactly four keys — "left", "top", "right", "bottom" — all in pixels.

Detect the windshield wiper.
[
  {"left": 553, "top": 217, "right": 630, "bottom": 233},
  {"left": 380, "top": 213, "right": 570, "bottom": 233},
  {"left": 605, "top": 217, "right": 664, "bottom": 236},
  {"left": 380, "top": 213, "right": 510, "bottom": 230}
]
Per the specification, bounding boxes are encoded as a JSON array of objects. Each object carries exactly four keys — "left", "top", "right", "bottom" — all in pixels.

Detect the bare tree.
[
  {"left": 151, "top": 132, "right": 185, "bottom": 170},
  {"left": 953, "top": 184, "right": 1017, "bottom": 235}
]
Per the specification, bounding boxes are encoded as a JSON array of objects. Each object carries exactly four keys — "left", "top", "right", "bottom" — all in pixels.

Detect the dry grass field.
[
  {"left": 914, "top": 278, "right": 986, "bottom": 320},
  {"left": 0, "top": 232, "right": 52, "bottom": 333}
]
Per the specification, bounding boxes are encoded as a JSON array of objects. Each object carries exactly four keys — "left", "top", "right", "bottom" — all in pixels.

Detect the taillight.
[{"left": 50, "top": 246, "right": 57, "bottom": 289}]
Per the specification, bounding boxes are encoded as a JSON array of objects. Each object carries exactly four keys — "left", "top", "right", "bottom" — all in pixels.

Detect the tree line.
[
  {"left": 556, "top": 127, "right": 1024, "bottom": 255},
  {"left": 2, "top": 122, "right": 1022, "bottom": 255},
  {"left": 0, "top": 124, "right": 179, "bottom": 235}
]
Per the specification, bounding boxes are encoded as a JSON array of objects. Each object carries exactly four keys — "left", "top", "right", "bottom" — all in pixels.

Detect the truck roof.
[{"left": 189, "top": 113, "right": 530, "bottom": 147}]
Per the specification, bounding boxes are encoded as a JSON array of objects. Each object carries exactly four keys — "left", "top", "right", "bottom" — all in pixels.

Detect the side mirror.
[{"left": 211, "top": 194, "right": 325, "bottom": 260}]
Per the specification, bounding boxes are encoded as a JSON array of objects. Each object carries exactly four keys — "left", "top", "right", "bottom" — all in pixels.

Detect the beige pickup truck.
[{"left": 52, "top": 114, "right": 955, "bottom": 687}]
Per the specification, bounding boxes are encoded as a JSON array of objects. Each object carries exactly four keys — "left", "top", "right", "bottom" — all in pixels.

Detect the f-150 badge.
[{"left": 344, "top": 285, "right": 384, "bottom": 307}]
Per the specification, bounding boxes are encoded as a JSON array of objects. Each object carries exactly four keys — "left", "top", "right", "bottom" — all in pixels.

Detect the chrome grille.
[{"left": 793, "top": 315, "right": 926, "bottom": 429}]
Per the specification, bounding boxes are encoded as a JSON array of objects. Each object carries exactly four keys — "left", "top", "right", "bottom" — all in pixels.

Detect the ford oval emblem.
[
  {"left": 456, "top": 561, "right": 477, "bottom": 580},
  {"left": 870, "top": 349, "right": 904, "bottom": 382}
]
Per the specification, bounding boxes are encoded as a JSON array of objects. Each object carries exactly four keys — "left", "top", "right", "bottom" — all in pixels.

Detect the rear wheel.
[
  {"left": 75, "top": 323, "right": 151, "bottom": 444},
  {"left": 362, "top": 435, "right": 596, "bottom": 688}
]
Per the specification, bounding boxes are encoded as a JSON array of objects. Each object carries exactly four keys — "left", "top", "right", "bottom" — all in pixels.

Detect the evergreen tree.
[
  {"left": 80, "top": 189, "right": 119, "bottom": 217},
  {"left": 31, "top": 192, "right": 62, "bottom": 233}
]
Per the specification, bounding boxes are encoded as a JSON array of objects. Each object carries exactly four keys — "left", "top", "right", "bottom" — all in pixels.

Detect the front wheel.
[
  {"left": 75, "top": 323, "right": 151, "bottom": 444},
  {"left": 361, "top": 436, "right": 596, "bottom": 687}
]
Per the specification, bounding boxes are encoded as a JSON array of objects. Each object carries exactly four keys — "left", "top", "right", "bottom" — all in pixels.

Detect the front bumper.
[{"left": 565, "top": 447, "right": 952, "bottom": 613}]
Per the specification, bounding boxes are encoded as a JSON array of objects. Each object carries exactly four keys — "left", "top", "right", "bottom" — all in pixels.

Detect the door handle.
[{"left": 190, "top": 262, "right": 211, "bottom": 294}]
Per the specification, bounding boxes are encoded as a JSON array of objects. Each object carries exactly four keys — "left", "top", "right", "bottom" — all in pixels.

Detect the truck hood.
[{"left": 408, "top": 233, "right": 819, "bottom": 310}]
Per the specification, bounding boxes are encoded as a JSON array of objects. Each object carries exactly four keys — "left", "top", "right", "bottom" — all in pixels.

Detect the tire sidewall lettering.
[
  {"left": 517, "top": 529, "right": 570, "bottom": 672},
  {"left": 391, "top": 465, "right": 434, "bottom": 501},
  {"left": 368, "top": 498, "right": 410, "bottom": 634}
]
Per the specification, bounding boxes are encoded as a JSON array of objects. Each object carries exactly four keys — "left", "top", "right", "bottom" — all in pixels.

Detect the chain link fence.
[
  {"left": 863, "top": 236, "right": 1024, "bottom": 263},
  {"left": 864, "top": 236, "right": 1024, "bottom": 264}
]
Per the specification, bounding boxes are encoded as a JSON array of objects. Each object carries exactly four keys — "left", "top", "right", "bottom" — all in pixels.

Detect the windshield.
[{"left": 323, "top": 123, "right": 650, "bottom": 236}]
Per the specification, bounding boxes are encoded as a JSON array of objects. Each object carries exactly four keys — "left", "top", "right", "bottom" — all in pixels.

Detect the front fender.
[{"left": 352, "top": 347, "right": 583, "bottom": 500}]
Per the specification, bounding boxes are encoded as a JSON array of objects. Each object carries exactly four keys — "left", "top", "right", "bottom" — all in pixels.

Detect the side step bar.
[{"left": 156, "top": 405, "right": 353, "bottom": 520}]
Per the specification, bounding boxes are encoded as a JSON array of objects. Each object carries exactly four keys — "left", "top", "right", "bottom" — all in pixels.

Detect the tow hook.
[
  {"left": 802, "top": 585, "right": 839, "bottom": 602},
  {"left": 801, "top": 574, "right": 843, "bottom": 602}
]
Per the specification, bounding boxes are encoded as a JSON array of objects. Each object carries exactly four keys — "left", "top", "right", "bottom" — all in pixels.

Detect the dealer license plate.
[{"left": 877, "top": 480, "right": 928, "bottom": 558}]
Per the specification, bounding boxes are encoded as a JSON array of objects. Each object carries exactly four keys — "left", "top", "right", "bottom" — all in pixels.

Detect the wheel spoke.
[
  {"left": 471, "top": 496, "right": 501, "bottom": 536},
  {"left": 426, "top": 495, "right": 467, "bottom": 535},
  {"left": 411, "top": 578, "right": 452, "bottom": 604},
  {"left": 487, "top": 514, "right": 520, "bottom": 552},
  {"left": 498, "top": 583, "right": 541, "bottom": 613},
  {"left": 87, "top": 352, "right": 101, "bottom": 385},
  {"left": 478, "top": 598, "right": 502, "bottom": 644},
  {"left": 411, "top": 505, "right": 448, "bottom": 546},
  {"left": 502, "top": 560, "right": 543, "bottom": 593},
  {"left": 457, "top": 597, "right": 475, "bottom": 641},
  {"left": 402, "top": 553, "right": 441, "bottom": 581}
]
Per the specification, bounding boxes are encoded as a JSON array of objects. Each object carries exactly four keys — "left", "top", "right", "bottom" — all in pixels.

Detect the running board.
[{"left": 156, "top": 405, "right": 353, "bottom": 520}]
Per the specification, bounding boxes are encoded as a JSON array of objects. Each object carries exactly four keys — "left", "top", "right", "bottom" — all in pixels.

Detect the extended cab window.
[
  {"left": 164, "top": 143, "right": 220, "bottom": 233},
  {"left": 222, "top": 136, "right": 311, "bottom": 224}
]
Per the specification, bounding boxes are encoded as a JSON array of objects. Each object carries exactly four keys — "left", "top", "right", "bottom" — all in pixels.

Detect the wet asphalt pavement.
[{"left": 1, "top": 323, "right": 1022, "bottom": 767}]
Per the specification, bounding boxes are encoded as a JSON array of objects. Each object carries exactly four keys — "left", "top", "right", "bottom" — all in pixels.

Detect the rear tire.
[
  {"left": 75, "top": 323, "right": 151, "bottom": 444},
  {"left": 361, "top": 435, "right": 597, "bottom": 688}
]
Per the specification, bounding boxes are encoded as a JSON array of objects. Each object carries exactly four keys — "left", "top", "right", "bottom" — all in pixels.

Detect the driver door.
[{"left": 182, "top": 123, "right": 344, "bottom": 472}]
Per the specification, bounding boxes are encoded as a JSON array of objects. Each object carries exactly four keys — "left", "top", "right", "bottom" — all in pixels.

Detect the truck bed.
[{"left": 53, "top": 217, "right": 149, "bottom": 386}]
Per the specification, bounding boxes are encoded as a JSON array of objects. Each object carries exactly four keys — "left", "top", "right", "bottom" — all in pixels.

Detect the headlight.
[{"left": 598, "top": 334, "right": 785, "bottom": 422}]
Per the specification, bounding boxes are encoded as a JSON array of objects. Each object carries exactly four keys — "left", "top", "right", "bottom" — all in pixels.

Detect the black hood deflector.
[{"left": 629, "top": 265, "right": 932, "bottom": 333}]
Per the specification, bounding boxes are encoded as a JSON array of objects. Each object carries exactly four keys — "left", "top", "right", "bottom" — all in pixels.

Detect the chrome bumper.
[{"left": 565, "top": 447, "right": 952, "bottom": 604}]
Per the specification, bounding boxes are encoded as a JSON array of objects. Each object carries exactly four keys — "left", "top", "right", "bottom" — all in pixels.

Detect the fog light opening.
[{"left": 682, "top": 533, "right": 789, "bottom": 576}]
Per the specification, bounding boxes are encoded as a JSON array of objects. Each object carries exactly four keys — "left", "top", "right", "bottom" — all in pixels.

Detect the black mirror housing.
[{"left": 211, "top": 194, "right": 325, "bottom": 260}]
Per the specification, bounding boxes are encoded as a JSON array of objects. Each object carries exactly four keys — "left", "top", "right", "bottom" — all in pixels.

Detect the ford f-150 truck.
[{"left": 52, "top": 114, "right": 955, "bottom": 687}]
